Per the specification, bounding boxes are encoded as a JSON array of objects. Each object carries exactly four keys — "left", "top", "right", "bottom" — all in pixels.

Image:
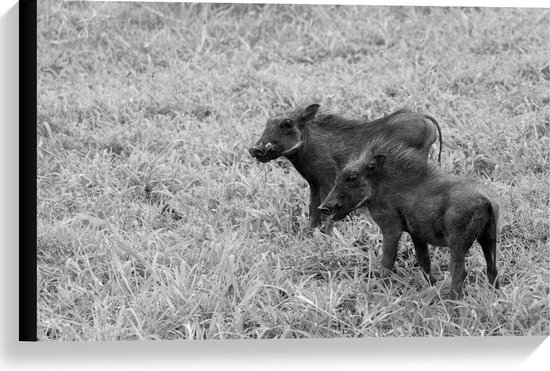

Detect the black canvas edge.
[{"left": 19, "top": 0, "right": 37, "bottom": 342}]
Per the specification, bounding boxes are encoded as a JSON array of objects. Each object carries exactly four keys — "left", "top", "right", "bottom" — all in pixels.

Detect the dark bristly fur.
[
  {"left": 320, "top": 137, "right": 500, "bottom": 300},
  {"left": 248, "top": 104, "right": 443, "bottom": 233}
]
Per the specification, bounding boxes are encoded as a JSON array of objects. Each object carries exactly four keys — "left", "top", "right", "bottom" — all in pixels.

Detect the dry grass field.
[{"left": 37, "top": 1, "right": 549, "bottom": 340}]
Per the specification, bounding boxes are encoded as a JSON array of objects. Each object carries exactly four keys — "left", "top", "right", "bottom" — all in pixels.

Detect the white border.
[{"left": 1, "top": 0, "right": 548, "bottom": 370}]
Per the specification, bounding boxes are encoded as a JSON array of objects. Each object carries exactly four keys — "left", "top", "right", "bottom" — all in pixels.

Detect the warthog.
[{"left": 319, "top": 137, "right": 499, "bottom": 299}]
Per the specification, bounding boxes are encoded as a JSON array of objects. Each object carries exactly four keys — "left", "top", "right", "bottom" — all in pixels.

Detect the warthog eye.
[
  {"left": 347, "top": 172, "right": 357, "bottom": 182},
  {"left": 279, "top": 119, "right": 293, "bottom": 133}
]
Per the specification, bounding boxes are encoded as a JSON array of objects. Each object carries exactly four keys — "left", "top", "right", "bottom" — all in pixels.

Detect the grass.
[{"left": 36, "top": 1, "right": 549, "bottom": 340}]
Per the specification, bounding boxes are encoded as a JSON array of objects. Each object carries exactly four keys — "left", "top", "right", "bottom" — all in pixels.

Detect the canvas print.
[{"left": 36, "top": 1, "right": 549, "bottom": 340}]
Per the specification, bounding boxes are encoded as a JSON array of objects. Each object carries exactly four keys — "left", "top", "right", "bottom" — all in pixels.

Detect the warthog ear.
[
  {"left": 367, "top": 154, "right": 386, "bottom": 172},
  {"left": 298, "top": 104, "right": 320, "bottom": 123},
  {"left": 373, "top": 154, "right": 386, "bottom": 170}
]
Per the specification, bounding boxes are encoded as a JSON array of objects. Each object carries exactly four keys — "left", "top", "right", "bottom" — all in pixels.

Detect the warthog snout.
[
  {"left": 249, "top": 142, "right": 277, "bottom": 162},
  {"left": 318, "top": 203, "right": 339, "bottom": 216},
  {"left": 248, "top": 146, "right": 265, "bottom": 158}
]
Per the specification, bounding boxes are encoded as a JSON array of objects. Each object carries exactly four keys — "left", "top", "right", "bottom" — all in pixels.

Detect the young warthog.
[
  {"left": 319, "top": 137, "right": 499, "bottom": 299},
  {"left": 248, "top": 104, "right": 442, "bottom": 233}
]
